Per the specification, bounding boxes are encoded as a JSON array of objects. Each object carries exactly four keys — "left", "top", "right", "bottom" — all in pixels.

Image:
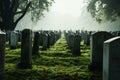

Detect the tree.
[
  {"left": 0, "top": 0, "right": 54, "bottom": 30},
  {"left": 87, "top": 0, "right": 120, "bottom": 23}
]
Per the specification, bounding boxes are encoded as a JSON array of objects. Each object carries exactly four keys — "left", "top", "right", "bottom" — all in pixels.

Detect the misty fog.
[{"left": 15, "top": 0, "right": 120, "bottom": 31}]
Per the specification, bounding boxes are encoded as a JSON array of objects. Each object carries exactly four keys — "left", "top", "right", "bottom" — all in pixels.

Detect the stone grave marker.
[
  {"left": 89, "top": 31, "right": 114, "bottom": 70},
  {"left": 103, "top": 37, "right": 120, "bottom": 80},
  {"left": 32, "top": 32, "right": 40, "bottom": 55},
  {"left": 72, "top": 34, "right": 81, "bottom": 56},
  {"left": 18, "top": 29, "right": 32, "bottom": 69},
  {"left": 0, "top": 31, "right": 6, "bottom": 80},
  {"left": 42, "top": 33, "right": 48, "bottom": 50},
  {"left": 10, "top": 31, "right": 18, "bottom": 49}
]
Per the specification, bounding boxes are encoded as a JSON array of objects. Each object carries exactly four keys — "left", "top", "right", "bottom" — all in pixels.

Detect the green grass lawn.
[{"left": 5, "top": 36, "right": 102, "bottom": 80}]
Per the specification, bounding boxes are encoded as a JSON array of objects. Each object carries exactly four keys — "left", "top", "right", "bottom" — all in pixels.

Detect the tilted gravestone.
[
  {"left": 32, "top": 32, "right": 40, "bottom": 55},
  {"left": 89, "top": 31, "right": 114, "bottom": 71},
  {"left": 72, "top": 34, "right": 81, "bottom": 56},
  {"left": 0, "top": 31, "right": 6, "bottom": 80},
  {"left": 18, "top": 29, "right": 32, "bottom": 69},
  {"left": 9, "top": 31, "right": 18, "bottom": 49},
  {"left": 103, "top": 37, "right": 120, "bottom": 80}
]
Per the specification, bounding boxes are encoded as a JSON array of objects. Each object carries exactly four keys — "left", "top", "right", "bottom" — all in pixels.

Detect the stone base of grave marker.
[
  {"left": 17, "top": 63, "right": 32, "bottom": 69},
  {"left": 88, "top": 63, "right": 102, "bottom": 71}
]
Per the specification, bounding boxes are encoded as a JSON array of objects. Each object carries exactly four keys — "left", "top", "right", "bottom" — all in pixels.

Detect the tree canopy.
[
  {"left": 0, "top": 0, "right": 54, "bottom": 30},
  {"left": 87, "top": 0, "right": 120, "bottom": 23}
]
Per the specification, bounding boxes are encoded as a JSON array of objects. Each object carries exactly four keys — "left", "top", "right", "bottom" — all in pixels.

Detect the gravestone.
[
  {"left": 0, "top": 31, "right": 6, "bottom": 80},
  {"left": 47, "top": 33, "right": 51, "bottom": 48},
  {"left": 39, "top": 32, "right": 43, "bottom": 46},
  {"left": 68, "top": 34, "right": 74, "bottom": 51},
  {"left": 6, "top": 31, "right": 9, "bottom": 42},
  {"left": 10, "top": 31, "right": 18, "bottom": 49},
  {"left": 86, "top": 32, "right": 91, "bottom": 45},
  {"left": 72, "top": 35, "right": 81, "bottom": 56},
  {"left": 103, "top": 37, "right": 120, "bottom": 80},
  {"left": 17, "top": 31, "right": 22, "bottom": 42},
  {"left": 18, "top": 29, "right": 32, "bottom": 69},
  {"left": 89, "top": 31, "right": 114, "bottom": 71},
  {"left": 42, "top": 33, "right": 48, "bottom": 50},
  {"left": 49, "top": 32, "right": 54, "bottom": 46},
  {"left": 32, "top": 32, "right": 40, "bottom": 55}
]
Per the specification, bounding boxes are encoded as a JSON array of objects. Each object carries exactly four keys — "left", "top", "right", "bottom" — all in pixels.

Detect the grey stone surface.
[
  {"left": 49, "top": 32, "right": 54, "bottom": 46},
  {"left": 42, "top": 33, "right": 48, "bottom": 50},
  {"left": 89, "top": 31, "right": 114, "bottom": 70},
  {"left": 0, "top": 31, "right": 6, "bottom": 80},
  {"left": 69, "top": 34, "right": 74, "bottom": 51},
  {"left": 103, "top": 37, "right": 120, "bottom": 80},
  {"left": 72, "top": 35, "right": 81, "bottom": 56},
  {"left": 39, "top": 32, "right": 43, "bottom": 46},
  {"left": 32, "top": 32, "right": 40, "bottom": 55},
  {"left": 18, "top": 29, "right": 32, "bottom": 69},
  {"left": 10, "top": 31, "right": 18, "bottom": 49}
]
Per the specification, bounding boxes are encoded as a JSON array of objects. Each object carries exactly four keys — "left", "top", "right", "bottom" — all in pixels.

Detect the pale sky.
[
  {"left": 16, "top": 0, "right": 86, "bottom": 30},
  {"left": 16, "top": 0, "right": 120, "bottom": 31},
  {"left": 51, "top": 0, "right": 85, "bottom": 17}
]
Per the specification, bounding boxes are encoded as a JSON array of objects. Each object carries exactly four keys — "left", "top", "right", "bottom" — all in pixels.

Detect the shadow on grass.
[{"left": 5, "top": 36, "right": 102, "bottom": 80}]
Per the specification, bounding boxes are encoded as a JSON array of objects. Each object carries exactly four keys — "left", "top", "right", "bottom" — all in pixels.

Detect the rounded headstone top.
[
  {"left": 22, "top": 29, "right": 32, "bottom": 33},
  {"left": 104, "top": 36, "right": 120, "bottom": 43}
]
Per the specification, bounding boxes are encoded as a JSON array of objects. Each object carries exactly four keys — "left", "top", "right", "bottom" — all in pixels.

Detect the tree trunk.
[
  {"left": 0, "top": 1, "right": 31, "bottom": 31},
  {"left": 1, "top": 18, "right": 15, "bottom": 31}
]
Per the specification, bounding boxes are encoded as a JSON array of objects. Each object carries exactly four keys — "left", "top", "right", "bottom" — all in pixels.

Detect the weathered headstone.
[
  {"left": 9, "top": 31, "right": 18, "bottom": 49},
  {"left": 68, "top": 34, "right": 74, "bottom": 50},
  {"left": 47, "top": 33, "right": 51, "bottom": 48},
  {"left": 17, "top": 31, "right": 22, "bottom": 42},
  {"left": 103, "top": 36, "right": 120, "bottom": 80},
  {"left": 49, "top": 32, "right": 54, "bottom": 46},
  {"left": 18, "top": 29, "right": 32, "bottom": 69},
  {"left": 32, "top": 32, "right": 40, "bottom": 55},
  {"left": 42, "top": 33, "right": 48, "bottom": 50},
  {"left": 72, "top": 35, "right": 81, "bottom": 56},
  {"left": 39, "top": 32, "right": 43, "bottom": 46},
  {"left": 103, "top": 37, "right": 120, "bottom": 80},
  {"left": 0, "top": 31, "right": 6, "bottom": 80},
  {"left": 89, "top": 31, "right": 114, "bottom": 71}
]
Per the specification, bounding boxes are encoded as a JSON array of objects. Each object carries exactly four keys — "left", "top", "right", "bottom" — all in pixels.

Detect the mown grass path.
[{"left": 5, "top": 35, "right": 92, "bottom": 80}]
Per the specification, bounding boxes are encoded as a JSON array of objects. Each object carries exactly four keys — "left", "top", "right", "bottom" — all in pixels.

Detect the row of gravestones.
[
  {"left": 38, "top": 31, "right": 61, "bottom": 50},
  {"left": 64, "top": 31, "right": 81, "bottom": 56},
  {"left": 64, "top": 30, "right": 120, "bottom": 80},
  {"left": 79, "top": 30, "right": 92, "bottom": 45},
  {"left": 89, "top": 31, "right": 120, "bottom": 80},
  {"left": 0, "top": 29, "right": 61, "bottom": 80},
  {"left": 6, "top": 30, "right": 61, "bottom": 50},
  {"left": 77, "top": 30, "right": 120, "bottom": 46},
  {"left": 63, "top": 30, "right": 94, "bottom": 55}
]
